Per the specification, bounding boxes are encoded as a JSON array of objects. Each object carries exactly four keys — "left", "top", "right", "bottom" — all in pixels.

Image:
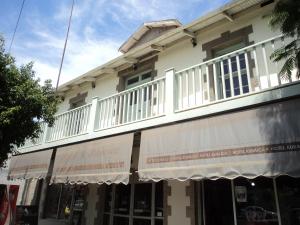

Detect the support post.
[
  {"left": 165, "top": 68, "right": 175, "bottom": 115},
  {"left": 87, "top": 97, "right": 98, "bottom": 133}
]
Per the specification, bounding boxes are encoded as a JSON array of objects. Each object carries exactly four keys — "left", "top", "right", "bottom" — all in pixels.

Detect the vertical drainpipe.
[{"left": 38, "top": 148, "right": 57, "bottom": 219}]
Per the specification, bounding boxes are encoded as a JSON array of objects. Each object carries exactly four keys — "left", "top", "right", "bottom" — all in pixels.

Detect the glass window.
[
  {"left": 134, "top": 183, "right": 152, "bottom": 216},
  {"left": 234, "top": 177, "right": 279, "bottom": 225},
  {"left": 155, "top": 181, "right": 164, "bottom": 217},
  {"left": 45, "top": 184, "right": 85, "bottom": 221},
  {"left": 133, "top": 218, "right": 151, "bottom": 225},
  {"left": 204, "top": 179, "right": 235, "bottom": 225},
  {"left": 113, "top": 216, "right": 129, "bottom": 225},
  {"left": 103, "top": 182, "right": 164, "bottom": 225},
  {"left": 44, "top": 184, "right": 62, "bottom": 219},
  {"left": 114, "top": 184, "right": 131, "bottom": 215},
  {"left": 276, "top": 176, "right": 300, "bottom": 225}
]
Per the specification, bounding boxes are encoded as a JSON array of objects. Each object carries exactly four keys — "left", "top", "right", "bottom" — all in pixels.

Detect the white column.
[
  {"left": 165, "top": 68, "right": 175, "bottom": 115},
  {"left": 87, "top": 97, "right": 99, "bottom": 133}
]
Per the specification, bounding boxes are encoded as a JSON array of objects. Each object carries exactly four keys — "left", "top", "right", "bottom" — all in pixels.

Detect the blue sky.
[{"left": 0, "top": 0, "right": 229, "bottom": 85}]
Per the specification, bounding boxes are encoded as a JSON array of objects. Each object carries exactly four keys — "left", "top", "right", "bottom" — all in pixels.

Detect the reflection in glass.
[
  {"left": 134, "top": 183, "right": 152, "bottom": 216},
  {"left": 277, "top": 176, "right": 300, "bottom": 225},
  {"left": 113, "top": 216, "right": 129, "bottom": 225},
  {"left": 114, "top": 184, "right": 131, "bottom": 215},
  {"left": 133, "top": 218, "right": 151, "bottom": 225},
  {"left": 103, "top": 214, "right": 110, "bottom": 225},
  {"left": 204, "top": 179, "right": 234, "bottom": 225},
  {"left": 155, "top": 181, "right": 164, "bottom": 217},
  {"left": 104, "top": 185, "right": 113, "bottom": 213},
  {"left": 44, "top": 184, "right": 61, "bottom": 218},
  {"left": 155, "top": 219, "right": 164, "bottom": 225},
  {"left": 234, "top": 177, "right": 278, "bottom": 225}
]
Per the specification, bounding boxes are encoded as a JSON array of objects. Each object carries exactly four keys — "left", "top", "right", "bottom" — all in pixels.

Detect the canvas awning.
[
  {"left": 51, "top": 133, "right": 134, "bottom": 184},
  {"left": 138, "top": 99, "right": 300, "bottom": 181},
  {"left": 8, "top": 150, "right": 53, "bottom": 180}
]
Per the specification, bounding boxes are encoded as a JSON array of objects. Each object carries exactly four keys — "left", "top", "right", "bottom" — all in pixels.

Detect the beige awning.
[
  {"left": 51, "top": 133, "right": 134, "bottom": 184},
  {"left": 8, "top": 150, "right": 53, "bottom": 180},
  {"left": 138, "top": 99, "right": 300, "bottom": 181}
]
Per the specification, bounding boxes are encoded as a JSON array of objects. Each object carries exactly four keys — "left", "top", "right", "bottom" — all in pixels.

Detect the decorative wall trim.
[{"left": 69, "top": 92, "right": 88, "bottom": 109}]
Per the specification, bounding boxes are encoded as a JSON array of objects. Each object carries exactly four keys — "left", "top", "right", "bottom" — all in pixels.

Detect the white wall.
[
  {"left": 168, "top": 180, "right": 191, "bottom": 225},
  {"left": 57, "top": 73, "right": 119, "bottom": 114},
  {"left": 155, "top": 3, "right": 281, "bottom": 78}
]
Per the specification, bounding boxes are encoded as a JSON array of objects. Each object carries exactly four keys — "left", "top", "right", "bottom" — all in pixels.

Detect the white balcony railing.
[
  {"left": 174, "top": 35, "right": 297, "bottom": 111},
  {"left": 95, "top": 77, "right": 165, "bottom": 130},
  {"left": 46, "top": 103, "right": 92, "bottom": 142},
  {"left": 19, "top": 35, "right": 299, "bottom": 150}
]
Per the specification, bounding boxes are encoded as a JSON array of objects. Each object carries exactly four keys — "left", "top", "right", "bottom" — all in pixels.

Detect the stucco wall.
[
  {"left": 167, "top": 180, "right": 192, "bottom": 225},
  {"left": 154, "top": 3, "right": 281, "bottom": 78},
  {"left": 57, "top": 73, "right": 119, "bottom": 114}
]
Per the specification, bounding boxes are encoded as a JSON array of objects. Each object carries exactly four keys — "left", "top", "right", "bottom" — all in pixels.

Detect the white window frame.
[{"left": 125, "top": 70, "right": 152, "bottom": 90}]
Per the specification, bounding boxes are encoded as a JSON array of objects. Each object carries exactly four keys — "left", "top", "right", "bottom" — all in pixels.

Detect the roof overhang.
[
  {"left": 119, "top": 19, "right": 182, "bottom": 54},
  {"left": 57, "top": 0, "right": 268, "bottom": 95}
]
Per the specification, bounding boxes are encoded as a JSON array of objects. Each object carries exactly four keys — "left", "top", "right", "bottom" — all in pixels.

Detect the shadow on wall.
[{"left": 257, "top": 95, "right": 300, "bottom": 177}]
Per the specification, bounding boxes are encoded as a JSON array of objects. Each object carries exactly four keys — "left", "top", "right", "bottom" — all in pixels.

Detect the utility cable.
[
  {"left": 55, "top": 0, "right": 75, "bottom": 92},
  {"left": 8, "top": 0, "right": 26, "bottom": 53}
]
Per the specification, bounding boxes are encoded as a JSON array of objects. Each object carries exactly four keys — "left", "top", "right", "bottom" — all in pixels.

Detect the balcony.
[{"left": 18, "top": 35, "right": 300, "bottom": 152}]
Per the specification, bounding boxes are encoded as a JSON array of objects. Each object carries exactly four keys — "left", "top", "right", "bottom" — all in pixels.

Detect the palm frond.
[{"left": 279, "top": 56, "right": 295, "bottom": 80}]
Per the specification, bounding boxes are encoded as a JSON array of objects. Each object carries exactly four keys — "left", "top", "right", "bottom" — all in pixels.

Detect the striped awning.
[
  {"left": 8, "top": 150, "right": 53, "bottom": 180},
  {"left": 51, "top": 133, "right": 134, "bottom": 185},
  {"left": 138, "top": 99, "right": 300, "bottom": 181}
]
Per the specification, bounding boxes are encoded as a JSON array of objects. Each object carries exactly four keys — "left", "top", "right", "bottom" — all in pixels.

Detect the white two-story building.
[{"left": 8, "top": 0, "right": 300, "bottom": 225}]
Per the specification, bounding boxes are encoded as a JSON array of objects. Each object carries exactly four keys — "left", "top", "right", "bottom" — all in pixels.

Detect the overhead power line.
[
  {"left": 55, "top": 0, "right": 75, "bottom": 92},
  {"left": 8, "top": 0, "right": 26, "bottom": 53}
]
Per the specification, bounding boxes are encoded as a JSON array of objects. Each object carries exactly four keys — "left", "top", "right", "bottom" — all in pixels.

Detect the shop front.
[{"left": 7, "top": 98, "right": 300, "bottom": 225}]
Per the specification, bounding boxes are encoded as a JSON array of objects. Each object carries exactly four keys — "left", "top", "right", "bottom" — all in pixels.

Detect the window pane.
[
  {"left": 277, "top": 176, "right": 300, "bottom": 225},
  {"left": 127, "top": 77, "right": 139, "bottom": 86},
  {"left": 104, "top": 185, "right": 113, "bottom": 213},
  {"left": 134, "top": 183, "right": 152, "bottom": 216},
  {"left": 58, "top": 185, "right": 74, "bottom": 220},
  {"left": 114, "top": 184, "right": 131, "bottom": 215},
  {"left": 155, "top": 181, "right": 164, "bottom": 217},
  {"left": 155, "top": 219, "right": 163, "bottom": 225},
  {"left": 103, "top": 214, "right": 110, "bottom": 225},
  {"left": 234, "top": 177, "right": 279, "bottom": 225},
  {"left": 142, "top": 72, "right": 152, "bottom": 80},
  {"left": 133, "top": 218, "right": 151, "bottom": 225},
  {"left": 113, "top": 216, "right": 129, "bottom": 225},
  {"left": 204, "top": 179, "right": 234, "bottom": 225},
  {"left": 44, "top": 184, "right": 61, "bottom": 218}
]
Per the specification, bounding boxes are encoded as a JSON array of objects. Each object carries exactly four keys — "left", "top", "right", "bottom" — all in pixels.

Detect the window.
[
  {"left": 103, "top": 182, "right": 164, "bottom": 225},
  {"left": 276, "top": 176, "right": 300, "bottom": 225},
  {"left": 214, "top": 42, "right": 250, "bottom": 99},
  {"left": 45, "top": 184, "right": 73, "bottom": 219},
  {"left": 234, "top": 177, "right": 279, "bottom": 225},
  {"left": 196, "top": 177, "right": 283, "bottom": 225},
  {"left": 44, "top": 184, "right": 86, "bottom": 222},
  {"left": 203, "top": 179, "right": 235, "bottom": 225},
  {"left": 125, "top": 71, "right": 152, "bottom": 90}
]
